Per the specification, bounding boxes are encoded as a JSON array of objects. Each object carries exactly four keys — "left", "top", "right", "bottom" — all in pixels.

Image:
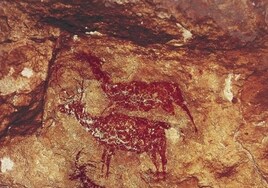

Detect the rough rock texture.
[{"left": 0, "top": 0, "right": 267, "bottom": 187}]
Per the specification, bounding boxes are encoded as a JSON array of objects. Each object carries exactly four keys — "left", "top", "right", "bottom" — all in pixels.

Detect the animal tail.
[
  {"left": 180, "top": 102, "right": 198, "bottom": 133},
  {"left": 173, "top": 86, "right": 198, "bottom": 133}
]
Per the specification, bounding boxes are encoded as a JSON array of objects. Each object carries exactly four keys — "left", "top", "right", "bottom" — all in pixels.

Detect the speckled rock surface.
[{"left": 0, "top": 1, "right": 267, "bottom": 187}]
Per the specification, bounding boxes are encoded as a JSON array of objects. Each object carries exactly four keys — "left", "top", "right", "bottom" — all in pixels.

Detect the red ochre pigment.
[
  {"left": 76, "top": 52, "right": 197, "bottom": 132},
  {"left": 59, "top": 101, "right": 170, "bottom": 177},
  {"left": 70, "top": 150, "right": 104, "bottom": 188}
]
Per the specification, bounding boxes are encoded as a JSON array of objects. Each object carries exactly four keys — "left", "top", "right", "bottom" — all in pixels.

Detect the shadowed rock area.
[{"left": 0, "top": 0, "right": 267, "bottom": 187}]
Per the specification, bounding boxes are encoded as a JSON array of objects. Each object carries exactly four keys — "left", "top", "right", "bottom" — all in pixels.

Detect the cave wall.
[{"left": 0, "top": 0, "right": 267, "bottom": 187}]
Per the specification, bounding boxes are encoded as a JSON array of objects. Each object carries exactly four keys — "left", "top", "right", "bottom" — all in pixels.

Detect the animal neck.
[
  {"left": 71, "top": 105, "right": 96, "bottom": 132},
  {"left": 76, "top": 52, "right": 110, "bottom": 83},
  {"left": 90, "top": 64, "right": 110, "bottom": 84}
]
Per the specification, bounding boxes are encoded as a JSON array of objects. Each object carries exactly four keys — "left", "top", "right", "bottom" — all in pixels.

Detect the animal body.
[
  {"left": 76, "top": 52, "right": 197, "bottom": 132},
  {"left": 59, "top": 100, "right": 170, "bottom": 177}
]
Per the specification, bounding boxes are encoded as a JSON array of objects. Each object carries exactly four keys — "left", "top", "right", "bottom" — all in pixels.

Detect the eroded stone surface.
[{"left": 0, "top": 0, "right": 267, "bottom": 187}]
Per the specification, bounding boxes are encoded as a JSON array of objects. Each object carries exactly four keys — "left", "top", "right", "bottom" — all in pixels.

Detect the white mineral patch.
[
  {"left": 0, "top": 157, "right": 14, "bottom": 173},
  {"left": 157, "top": 11, "right": 171, "bottom": 19},
  {"left": 176, "top": 23, "right": 193, "bottom": 42},
  {"left": 165, "top": 127, "right": 180, "bottom": 144},
  {"left": 106, "top": 0, "right": 137, "bottom": 5},
  {"left": 85, "top": 31, "right": 103, "bottom": 36},
  {"left": 254, "top": 121, "right": 266, "bottom": 127},
  {"left": 21, "top": 67, "right": 34, "bottom": 78},
  {"left": 223, "top": 73, "right": 234, "bottom": 102},
  {"left": 73, "top": 35, "right": 79, "bottom": 41}
]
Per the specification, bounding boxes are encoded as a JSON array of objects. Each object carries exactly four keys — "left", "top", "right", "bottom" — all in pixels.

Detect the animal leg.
[
  {"left": 149, "top": 151, "right": 159, "bottom": 173},
  {"left": 105, "top": 148, "right": 115, "bottom": 177},
  {"left": 101, "top": 148, "right": 107, "bottom": 173},
  {"left": 159, "top": 146, "right": 167, "bottom": 173}
]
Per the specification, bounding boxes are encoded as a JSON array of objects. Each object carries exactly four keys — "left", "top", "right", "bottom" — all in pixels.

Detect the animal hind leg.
[
  {"left": 101, "top": 147, "right": 107, "bottom": 173},
  {"left": 105, "top": 147, "right": 115, "bottom": 177},
  {"left": 159, "top": 148, "right": 167, "bottom": 173},
  {"left": 148, "top": 151, "right": 159, "bottom": 173},
  {"left": 158, "top": 139, "right": 167, "bottom": 174}
]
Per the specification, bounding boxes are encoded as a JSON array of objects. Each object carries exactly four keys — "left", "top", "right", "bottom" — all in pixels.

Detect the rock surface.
[{"left": 0, "top": 0, "right": 267, "bottom": 187}]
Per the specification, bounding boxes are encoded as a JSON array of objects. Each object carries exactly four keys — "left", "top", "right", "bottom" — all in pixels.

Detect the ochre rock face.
[{"left": 0, "top": 1, "right": 267, "bottom": 188}]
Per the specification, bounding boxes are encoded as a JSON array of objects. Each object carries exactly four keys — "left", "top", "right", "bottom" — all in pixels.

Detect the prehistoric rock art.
[
  {"left": 76, "top": 52, "right": 197, "bottom": 132},
  {"left": 1, "top": 1, "right": 267, "bottom": 187},
  {"left": 70, "top": 150, "right": 104, "bottom": 188},
  {"left": 59, "top": 98, "right": 170, "bottom": 177}
]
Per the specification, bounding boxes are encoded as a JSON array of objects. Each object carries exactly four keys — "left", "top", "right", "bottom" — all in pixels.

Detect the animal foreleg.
[
  {"left": 101, "top": 147, "right": 107, "bottom": 173},
  {"left": 105, "top": 148, "right": 115, "bottom": 177},
  {"left": 158, "top": 142, "right": 167, "bottom": 174}
]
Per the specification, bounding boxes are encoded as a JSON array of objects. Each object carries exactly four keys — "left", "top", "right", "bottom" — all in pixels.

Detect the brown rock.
[{"left": 0, "top": 0, "right": 267, "bottom": 188}]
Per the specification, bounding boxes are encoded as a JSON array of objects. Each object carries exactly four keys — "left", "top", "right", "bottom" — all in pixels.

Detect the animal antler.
[{"left": 76, "top": 78, "right": 85, "bottom": 102}]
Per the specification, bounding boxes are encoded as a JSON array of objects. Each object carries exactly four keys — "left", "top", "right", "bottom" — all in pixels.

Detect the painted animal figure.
[
  {"left": 59, "top": 100, "right": 170, "bottom": 177},
  {"left": 70, "top": 150, "right": 103, "bottom": 188},
  {"left": 76, "top": 52, "right": 197, "bottom": 132}
]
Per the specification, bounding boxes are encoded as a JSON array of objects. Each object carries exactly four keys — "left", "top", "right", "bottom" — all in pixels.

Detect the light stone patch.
[
  {"left": 73, "top": 35, "right": 79, "bottom": 41},
  {"left": 157, "top": 11, "right": 171, "bottom": 19},
  {"left": 176, "top": 23, "right": 193, "bottom": 42},
  {"left": 165, "top": 127, "right": 180, "bottom": 144},
  {"left": 85, "top": 31, "right": 103, "bottom": 36},
  {"left": 0, "top": 77, "right": 29, "bottom": 95},
  {"left": 0, "top": 157, "right": 14, "bottom": 173},
  {"left": 21, "top": 67, "right": 34, "bottom": 78},
  {"left": 223, "top": 73, "right": 234, "bottom": 102}
]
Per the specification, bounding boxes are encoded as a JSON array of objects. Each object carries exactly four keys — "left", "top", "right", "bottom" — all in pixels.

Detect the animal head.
[
  {"left": 76, "top": 52, "right": 104, "bottom": 68},
  {"left": 75, "top": 52, "right": 110, "bottom": 83},
  {"left": 58, "top": 100, "right": 85, "bottom": 116}
]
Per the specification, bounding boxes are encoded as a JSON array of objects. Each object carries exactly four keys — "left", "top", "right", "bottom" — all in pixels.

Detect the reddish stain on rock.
[
  {"left": 216, "top": 165, "right": 238, "bottom": 179},
  {"left": 59, "top": 100, "right": 170, "bottom": 177},
  {"left": 76, "top": 52, "right": 197, "bottom": 132},
  {"left": 70, "top": 150, "right": 104, "bottom": 188}
]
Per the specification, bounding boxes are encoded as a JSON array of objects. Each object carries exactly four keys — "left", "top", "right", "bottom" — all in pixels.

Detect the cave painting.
[
  {"left": 58, "top": 51, "right": 197, "bottom": 178},
  {"left": 70, "top": 150, "right": 104, "bottom": 188},
  {"left": 76, "top": 52, "right": 197, "bottom": 132},
  {"left": 59, "top": 100, "right": 170, "bottom": 177}
]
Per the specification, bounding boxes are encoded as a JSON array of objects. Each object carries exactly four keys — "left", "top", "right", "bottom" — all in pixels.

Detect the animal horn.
[
  {"left": 181, "top": 103, "right": 198, "bottom": 133},
  {"left": 76, "top": 79, "right": 85, "bottom": 101}
]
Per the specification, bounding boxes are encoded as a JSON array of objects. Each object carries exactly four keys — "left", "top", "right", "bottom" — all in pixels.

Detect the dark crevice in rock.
[
  {"left": 40, "top": 35, "right": 64, "bottom": 126},
  {"left": 29, "top": 36, "right": 57, "bottom": 43},
  {"left": 14, "top": 0, "right": 267, "bottom": 49},
  {"left": 0, "top": 83, "right": 45, "bottom": 140},
  {"left": 41, "top": 16, "right": 175, "bottom": 46},
  {"left": 0, "top": 15, "right": 11, "bottom": 29},
  {"left": 17, "top": 0, "right": 177, "bottom": 46},
  {"left": 0, "top": 36, "right": 61, "bottom": 142},
  {"left": 0, "top": 39, "right": 15, "bottom": 44}
]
